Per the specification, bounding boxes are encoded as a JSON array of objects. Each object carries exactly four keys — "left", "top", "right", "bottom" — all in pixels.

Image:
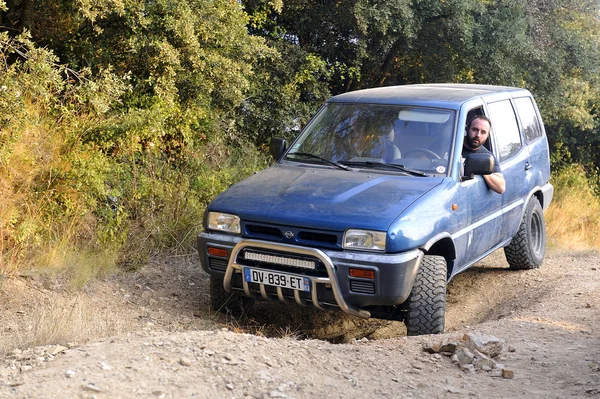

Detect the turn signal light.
[
  {"left": 349, "top": 268, "right": 375, "bottom": 279},
  {"left": 207, "top": 246, "right": 228, "bottom": 257}
]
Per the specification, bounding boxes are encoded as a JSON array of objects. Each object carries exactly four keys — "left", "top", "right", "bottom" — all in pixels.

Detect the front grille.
[
  {"left": 243, "top": 222, "right": 341, "bottom": 250},
  {"left": 297, "top": 231, "right": 337, "bottom": 245},
  {"left": 350, "top": 280, "right": 375, "bottom": 294},
  {"left": 208, "top": 258, "right": 228, "bottom": 272},
  {"left": 245, "top": 225, "right": 283, "bottom": 239}
]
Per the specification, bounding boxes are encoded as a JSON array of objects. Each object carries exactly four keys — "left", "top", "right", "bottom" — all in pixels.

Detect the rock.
[
  {"left": 100, "top": 361, "right": 112, "bottom": 370},
  {"left": 179, "top": 357, "right": 192, "bottom": 366},
  {"left": 453, "top": 347, "right": 475, "bottom": 367},
  {"left": 423, "top": 331, "right": 511, "bottom": 376},
  {"left": 83, "top": 383, "right": 102, "bottom": 392},
  {"left": 501, "top": 369, "right": 515, "bottom": 379},
  {"left": 460, "top": 364, "right": 476, "bottom": 374},
  {"left": 489, "top": 369, "right": 503, "bottom": 378},
  {"left": 47, "top": 345, "right": 68, "bottom": 356},
  {"left": 462, "top": 333, "right": 504, "bottom": 358},
  {"left": 472, "top": 350, "right": 497, "bottom": 371},
  {"left": 446, "top": 386, "right": 461, "bottom": 394},
  {"left": 422, "top": 336, "right": 463, "bottom": 354}
]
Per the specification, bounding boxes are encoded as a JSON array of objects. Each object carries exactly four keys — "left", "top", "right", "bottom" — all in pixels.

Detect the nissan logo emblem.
[{"left": 284, "top": 231, "right": 295, "bottom": 239}]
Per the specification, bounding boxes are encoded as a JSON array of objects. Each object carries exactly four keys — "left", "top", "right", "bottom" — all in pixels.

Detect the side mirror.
[
  {"left": 463, "top": 153, "right": 494, "bottom": 180},
  {"left": 269, "top": 137, "right": 287, "bottom": 160}
]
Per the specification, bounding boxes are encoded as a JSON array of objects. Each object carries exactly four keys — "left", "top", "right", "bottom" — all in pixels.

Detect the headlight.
[
  {"left": 207, "top": 212, "right": 241, "bottom": 234},
  {"left": 343, "top": 229, "right": 386, "bottom": 252}
]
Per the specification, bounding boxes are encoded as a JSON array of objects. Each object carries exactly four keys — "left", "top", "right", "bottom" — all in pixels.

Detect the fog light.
[
  {"left": 207, "top": 246, "right": 228, "bottom": 257},
  {"left": 349, "top": 268, "right": 375, "bottom": 279}
]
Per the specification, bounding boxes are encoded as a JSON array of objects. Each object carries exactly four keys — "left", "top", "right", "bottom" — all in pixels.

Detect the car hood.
[{"left": 209, "top": 163, "right": 444, "bottom": 231}]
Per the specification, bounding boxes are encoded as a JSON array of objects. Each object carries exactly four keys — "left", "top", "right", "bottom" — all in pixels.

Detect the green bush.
[{"left": 0, "top": 30, "right": 271, "bottom": 283}]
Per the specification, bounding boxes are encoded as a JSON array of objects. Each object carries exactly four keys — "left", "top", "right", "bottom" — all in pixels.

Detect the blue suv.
[{"left": 197, "top": 84, "right": 553, "bottom": 335}]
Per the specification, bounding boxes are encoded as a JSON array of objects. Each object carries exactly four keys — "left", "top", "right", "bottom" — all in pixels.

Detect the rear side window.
[
  {"left": 514, "top": 97, "right": 543, "bottom": 142},
  {"left": 487, "top": 100, "right": 522, "bottom": 162}
]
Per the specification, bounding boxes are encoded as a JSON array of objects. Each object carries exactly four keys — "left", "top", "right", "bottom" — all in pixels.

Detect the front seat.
[{"left": 384, "top": 127, "right": 401, "bottom": 162}]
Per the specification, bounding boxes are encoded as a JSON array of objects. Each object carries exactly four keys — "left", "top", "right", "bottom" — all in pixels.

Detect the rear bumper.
[{"left": 197, "top": 232, "right": 423, "bottom": 318}]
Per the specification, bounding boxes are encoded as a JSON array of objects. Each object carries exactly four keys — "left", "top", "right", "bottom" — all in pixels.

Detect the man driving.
[{"left": 462, "top": 115, "right": 506, "bottom": 194}]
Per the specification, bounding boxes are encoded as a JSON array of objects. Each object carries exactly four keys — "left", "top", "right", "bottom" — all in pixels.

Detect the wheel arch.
[
  {"left": 517, "top": 187, "right": 547, "bottom": 221},
  {"left": 531, "top": 188, "right": 545, "bottom": 209},
  {"left": 421, "top": 233, "right": 456, "bottom": 279}
]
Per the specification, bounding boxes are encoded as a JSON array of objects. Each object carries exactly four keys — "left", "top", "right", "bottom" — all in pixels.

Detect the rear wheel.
[
  {"left": 404, "top": 255, "right": 447, "bottom": 336},
  {"left": 504, "top": 197, "right": 546, "bottom": 270},
  {"left": 209, "top": 275, "right": 255, "bottom": 316}
]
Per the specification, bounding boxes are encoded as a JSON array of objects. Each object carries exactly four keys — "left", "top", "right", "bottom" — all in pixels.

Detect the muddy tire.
[
  {"left": 504, "top": 197, "right": 546, "bottom": 270},
  {"left": 209, "top": 275, "right": 255, "bottom": 316},
  {"left": 404, "top": 255, "right": 447, "bottom": 336}
]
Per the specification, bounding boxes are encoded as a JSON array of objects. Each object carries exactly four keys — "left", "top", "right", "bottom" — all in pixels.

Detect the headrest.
[{"left": 377, "top": 126, "right": 394, "bottom": 142}]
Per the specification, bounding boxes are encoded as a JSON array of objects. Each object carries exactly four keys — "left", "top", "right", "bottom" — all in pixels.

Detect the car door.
[
  {"left": 486, "top": 98, "right": 532, "bottom": 243},
  {"left": 513, "top": 96, "right": 551, "bottom": 196},
  {"left": 453, "top": 106, "right": 505, "bottom": 273}
]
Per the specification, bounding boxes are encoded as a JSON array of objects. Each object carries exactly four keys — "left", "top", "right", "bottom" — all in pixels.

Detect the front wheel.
[
  {"left": 404, "top": 255, "right": 447, "bottom": 336},
  {"left": 504, "top": 197, "right": 546, "bottom": 270}
]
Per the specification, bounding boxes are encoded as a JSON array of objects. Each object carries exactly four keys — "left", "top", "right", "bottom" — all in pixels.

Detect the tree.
[{"left": 2, "top": 0, "right": 269, "bottom": 151}]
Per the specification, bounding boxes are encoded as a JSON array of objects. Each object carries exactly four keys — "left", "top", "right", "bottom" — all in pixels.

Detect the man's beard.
[{"left": 467, "top": 136, "right": 481, "bottom": 150}]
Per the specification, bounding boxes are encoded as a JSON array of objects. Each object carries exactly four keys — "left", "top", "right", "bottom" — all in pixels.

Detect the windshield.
[{"left": 284, "top": 103, "right": 456, "bottom": 176}]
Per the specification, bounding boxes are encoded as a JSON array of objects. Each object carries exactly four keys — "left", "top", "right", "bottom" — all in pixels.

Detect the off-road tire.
[
  {"left": 504, "top": 197, "right": 546, "bottom": 270},
  {"left": 404, "top": 255, "right": 447, "bottom": 336},
  {"left": 209, "top": 275, "right": 255, "bottom": 316}
]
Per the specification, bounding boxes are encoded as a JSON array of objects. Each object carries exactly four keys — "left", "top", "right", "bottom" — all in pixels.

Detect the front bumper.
[{"left": 197, "top": 231, "right": 423, "bottom": 319}]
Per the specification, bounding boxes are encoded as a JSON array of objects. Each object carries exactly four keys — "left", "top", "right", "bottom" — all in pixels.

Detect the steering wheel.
[{"left": 403, "top": 148, "right": 441, "bottom": 160}]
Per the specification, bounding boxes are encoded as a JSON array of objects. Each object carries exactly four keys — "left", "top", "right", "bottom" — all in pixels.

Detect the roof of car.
[{"left": 328, "top": 84, "right": 531, "bottom": 108}]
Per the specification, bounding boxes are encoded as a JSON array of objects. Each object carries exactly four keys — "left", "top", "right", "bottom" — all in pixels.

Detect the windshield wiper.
[
  {"left": 286, "top": 152, "right": 350, "bottom": 171},
  {"left": 341, "top": 160, "right": 428, "bottom": 177}
]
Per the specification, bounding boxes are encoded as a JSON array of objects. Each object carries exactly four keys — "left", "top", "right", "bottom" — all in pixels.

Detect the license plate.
[{"left": 243, "top": 268, "right": 310, "bottom": 292}]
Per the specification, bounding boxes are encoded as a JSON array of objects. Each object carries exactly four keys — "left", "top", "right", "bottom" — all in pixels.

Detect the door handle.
[{"left": 525, "top": 162, "right": 532, "bottom": 170}]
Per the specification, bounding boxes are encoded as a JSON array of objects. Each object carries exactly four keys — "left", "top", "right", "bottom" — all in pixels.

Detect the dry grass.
[
  {"left": 31, "top": 242, "right": 119, "bottom": 290},
  {"left": 546, "top": 196, "right": 600, "bottom": 250},
  {"left": 546, "top": 166, "right": 600, "bottom": 250},
  {"left": 0, "top": 283, "right": 133, "bottom": 355},
  {"left": 0, "top": 255, "right": 218, "bottom": 355},
  {"left": 0, "top": 297, "right": 129, "bottom": 353}
]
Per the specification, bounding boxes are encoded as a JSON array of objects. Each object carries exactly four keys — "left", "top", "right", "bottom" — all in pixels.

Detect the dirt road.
[{"left": 0, "top": 249, "right": 599, "bottom": 398}]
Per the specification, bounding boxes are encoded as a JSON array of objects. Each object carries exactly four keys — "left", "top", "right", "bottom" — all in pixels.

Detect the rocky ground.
[{"left": 0, "top": 248, "right": 599, "bottom": 398}]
